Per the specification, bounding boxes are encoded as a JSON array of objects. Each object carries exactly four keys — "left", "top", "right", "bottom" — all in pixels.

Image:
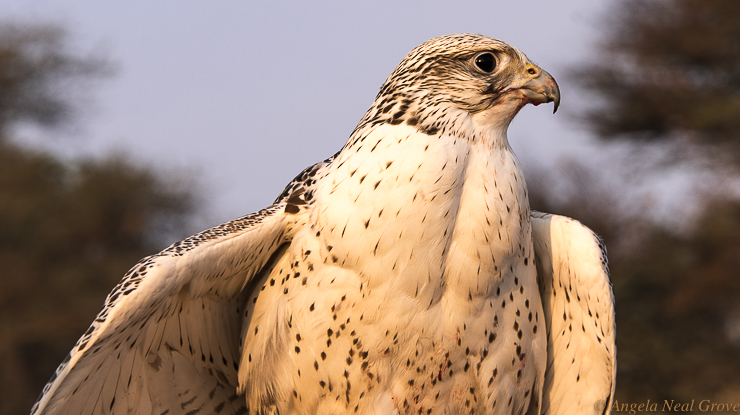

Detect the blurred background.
[{"left": 1, "top": 0, "right": 739, "bottom": 413}]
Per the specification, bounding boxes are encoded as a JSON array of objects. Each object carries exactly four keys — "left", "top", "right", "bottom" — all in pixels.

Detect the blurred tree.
[
  {"left": 612, "top": 198, "right": 740, "bottom": 404},
  {"left": 0, "top": 22, "right": 109, "bottom": 139},
  {"left": 562, "top": 0, "right": 740, "bottom": 410},
  {"left": 578, "top": 0, "right": 740, "bottom": 165},
  {"left": 0, "top": 23, "right": 199, "bottom": 414}
]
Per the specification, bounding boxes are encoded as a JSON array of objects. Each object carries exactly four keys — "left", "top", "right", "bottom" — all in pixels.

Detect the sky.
[{"left": 2, "top": 1, "right": 620, "bottom": 225}]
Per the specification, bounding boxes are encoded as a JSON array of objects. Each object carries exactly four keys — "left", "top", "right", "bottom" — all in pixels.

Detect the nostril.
[{"left": 528, "top": 68, "right": 537, "bottom": 75}]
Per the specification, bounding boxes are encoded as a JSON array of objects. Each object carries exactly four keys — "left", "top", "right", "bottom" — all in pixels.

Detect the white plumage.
[{"left": 32, "top": 34, "right": 615, "bottom": 415}]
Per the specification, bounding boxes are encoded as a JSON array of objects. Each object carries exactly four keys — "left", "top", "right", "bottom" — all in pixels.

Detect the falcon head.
[{"left": 360, "top": 34, "right": 560, "bottom": 137}]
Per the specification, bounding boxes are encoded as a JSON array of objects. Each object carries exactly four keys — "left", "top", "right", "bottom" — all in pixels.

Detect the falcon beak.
[{"left": 519, "top": 64, "right": 561, "bottom": 114}]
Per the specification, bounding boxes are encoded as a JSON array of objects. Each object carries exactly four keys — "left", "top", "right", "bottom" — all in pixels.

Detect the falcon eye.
[{"left": 474, "top": 52, "right": 496, "bottom": 73}]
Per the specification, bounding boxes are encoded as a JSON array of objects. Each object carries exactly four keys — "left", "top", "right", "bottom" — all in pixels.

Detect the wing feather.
[
  {"left": 32, "top": 202, "right": 295, "bottom": 415},
  {"left": 531, "top": 211, "right": 616, "bottom": 415}
]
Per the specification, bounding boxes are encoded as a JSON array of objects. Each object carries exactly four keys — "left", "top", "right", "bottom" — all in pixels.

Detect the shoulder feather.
[{"left": 531, "top": 211, "right": 616, "bottom": 415}]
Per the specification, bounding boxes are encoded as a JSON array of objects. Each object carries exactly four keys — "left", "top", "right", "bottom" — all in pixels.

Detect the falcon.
[{"left": 32, "top": 34, "right": 615, "bottom": 415}]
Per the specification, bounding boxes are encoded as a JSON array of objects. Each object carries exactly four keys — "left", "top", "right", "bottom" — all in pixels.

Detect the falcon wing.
[
  {"left": 31, "top": 201, "right": 296, "bottom": 415},
  {"left": 531, "top": 211, "right": 616, "bottom": 415}
]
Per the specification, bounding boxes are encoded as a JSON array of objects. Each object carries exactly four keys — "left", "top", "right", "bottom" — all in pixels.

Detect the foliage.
[
  {"left": 613, "top": 199, "right": 740, "bottom": 403},
  {"left": 577, "top": 0, "right": 740, "bottom": 164},
  {"left": 0, "top": 23, "right": 199, "bottom": 415},
  {"left": 0, "top": 22, "right": 109, "bottom": 138}
]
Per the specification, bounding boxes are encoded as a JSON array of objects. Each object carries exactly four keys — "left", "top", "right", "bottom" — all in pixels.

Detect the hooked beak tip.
[{"left": 548, "top": 73, "right": 561, "bottom": 114}]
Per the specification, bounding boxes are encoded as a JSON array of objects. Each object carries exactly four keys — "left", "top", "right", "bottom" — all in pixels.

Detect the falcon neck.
[{"left": 313, "top": 121, "right": 532, "bottom": 302}]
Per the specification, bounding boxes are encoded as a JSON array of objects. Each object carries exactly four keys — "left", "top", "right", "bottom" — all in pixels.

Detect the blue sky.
[{"left": 3, "top": 1, "right": 617, "bottom": 224}]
